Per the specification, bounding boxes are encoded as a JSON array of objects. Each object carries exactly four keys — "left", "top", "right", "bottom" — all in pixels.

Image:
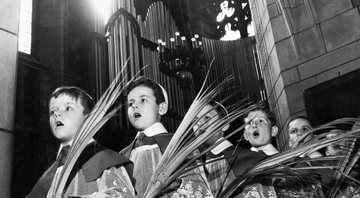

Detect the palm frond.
[
  {"left": 219, "top": 118, "right": 360, "bottom": 198},
  {"left": 54, "top": 60, "right": 142, "bottom": 195},
  {"left": 143, "top": 61, "right": 264, "bottom": 197},
  {"left": 328, "top": 120, "right": 360, "bottom": 198}
]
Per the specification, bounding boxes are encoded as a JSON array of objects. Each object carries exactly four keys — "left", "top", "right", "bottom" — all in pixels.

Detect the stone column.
[
  {"left": 249, "top": 0, "right": 360, "bottom": 150},
  {"left": 0, "top": 0, "right": 20, "bottom": 197}
]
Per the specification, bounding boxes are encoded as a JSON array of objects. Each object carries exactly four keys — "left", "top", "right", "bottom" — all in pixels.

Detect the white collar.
[
  {"left": 308, "top": 151, "right": 323, "bottom": 158},
  {"left": 138, "top": 122, "right": 168, "bottom": 137},
  {"left": 211, "top": 138, "right": 233, "bottom": 155},
  {"left": 57, "top": 138, "right": 95, "bottom": 157},
  {"left": 251, "top": 143, "right": 279, "bottom": 156}
]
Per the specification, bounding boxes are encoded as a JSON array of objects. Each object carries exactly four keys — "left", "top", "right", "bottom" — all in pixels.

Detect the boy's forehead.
[
  {"left": 50, "top": 94, "right": 79, "bottom": 106},
  {"left": 198, "top": 105, "right": 218, "bottom": 117},
  {"left": 245, "top": 110, "right": 267, "bottom": 122},
  {"left": 128, "top": 86, "right": 155, "bottom": 98},
  {"left": 289, "top": 118, "right": 310, "bottom": 128}
]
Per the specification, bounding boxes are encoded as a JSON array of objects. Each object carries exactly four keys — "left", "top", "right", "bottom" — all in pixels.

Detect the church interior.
[{"left": 1, "top": 0, "right": 360, "bottom": 197}]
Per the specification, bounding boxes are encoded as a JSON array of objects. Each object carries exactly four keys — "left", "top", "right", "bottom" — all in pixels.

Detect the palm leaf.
[
  {"left": 328, "top": 120, "right": 360, "bottom": 198},
  {"left": 54, "top": 59, "right": 141, "bottom": 195},
  {"left": 219, "top": 118, "right": 360, "bottom": 198},
  {"left": 143, "top": 60, "right": 264, "bottom": 197}
]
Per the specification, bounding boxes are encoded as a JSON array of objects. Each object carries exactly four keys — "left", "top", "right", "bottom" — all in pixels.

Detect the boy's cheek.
[
  {"left": 127, "top": 109, "right": 132, "bottom": 117},
  {"left": 49, "top": 120, "right": 55, "bottom": 127}
]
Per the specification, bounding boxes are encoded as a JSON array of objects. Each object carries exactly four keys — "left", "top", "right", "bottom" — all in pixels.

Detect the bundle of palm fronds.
[
  {"left": 326, "top": 120, "right": 360, "bottom": 198},
  {"left": 142, "top": 67, "right": 264, "bottom": 197},
  {"left": 53, "top": 60, "right": 138, "bottom": 195},
  {"left": 218, "top": 118, "right": 360, "bottom": 198}
]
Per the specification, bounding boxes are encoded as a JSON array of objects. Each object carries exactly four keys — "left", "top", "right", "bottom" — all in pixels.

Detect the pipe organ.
[
  {"left": 89, "top": 0, "right": 265, "bottom": 132},
  {"left": 90, "top": 0, "right": 189, "bottom": 131},
  {"left": 202, "top": 37, "right": 266, "bottom": 104}
]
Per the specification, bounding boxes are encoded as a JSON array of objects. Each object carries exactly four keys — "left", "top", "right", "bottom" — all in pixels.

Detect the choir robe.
[
  {"left": 201, "top": 139, "right": 268, "bottom": 196},
  {"left": 243, "top": 144, "right": 324, "bottom": 198},
  {"left": 236, "top": 144, "right": 279, "bottom": 198},
  {"left": 338, "top": 163, "right": 360, "bottom": 198},
  {"left": 120, "top": 122, "right": 173, "bottom": 197},
  {"left": 273, "top": 158, "right": 325, "bottom": 198},
  {"left": 120, "top": 122, "right": 213, "bottom": 198},
  {"left": 320, "top": 158, "right": 360, "bottom": 198},
  {"left": 27, "top": 142, "right": 136, "bottom": 198}
]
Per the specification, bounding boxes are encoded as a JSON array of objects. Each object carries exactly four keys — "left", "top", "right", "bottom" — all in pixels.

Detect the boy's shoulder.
[
  {"left": 153, "top": 132, "right": 174, "bottom": 153},
  {"left": 222, "top": 145, "right": 267, "bottom": 177},
  {"left": 78, "top": 143, "right": 132, "bottom": 182},
  {"left": 153, "top": 132, "right": 173, "bottom": 138}
]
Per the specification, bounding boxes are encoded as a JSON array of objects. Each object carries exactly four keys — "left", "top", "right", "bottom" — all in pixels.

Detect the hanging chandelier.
[{"left": 158, "top": 32, "right": 205, "bottom": 90}]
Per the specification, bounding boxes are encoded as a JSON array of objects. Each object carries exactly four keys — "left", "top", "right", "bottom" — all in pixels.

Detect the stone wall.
[
  {"left": 249, "top": 0, "right": 360, "bottom": 150},
  {"left": 10, "top": 1, "right": 96, "bottom": 197},
  {"left": 0, "top": 0, "right": 20, "bottom": 197}
]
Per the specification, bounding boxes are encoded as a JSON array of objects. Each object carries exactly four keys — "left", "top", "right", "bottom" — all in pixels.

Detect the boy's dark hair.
[
  {"left": 289, "top": 115, "right": 313, "bottom": 127},
  {"left": 248, "top": 107, "right": 277, "bottom": 127},
  {"left": 49, "top": 86, "right": 95, "bottom": 115},
  {"left": 125, "top": 76, "right": 166, "bottom": 105}
]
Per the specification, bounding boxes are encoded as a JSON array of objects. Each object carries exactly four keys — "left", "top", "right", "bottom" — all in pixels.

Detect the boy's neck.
[
  {"left": 60, "top": 139, "right": 73, "bottom": 147},
  {"left": 59, "top": 138, "right": 95, "bottom": 149},
  {"left": 254, "top": 143, "right": 270, "bottom": 150},
  {"left": 253, "top": 143, "right": 279, "bottom": 156},
  {"left": 139, "top": 122, "right": 167, "bottom": 137}
]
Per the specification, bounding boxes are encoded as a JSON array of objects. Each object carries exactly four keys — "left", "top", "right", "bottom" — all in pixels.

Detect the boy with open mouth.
[
  {"left": 244, "top": 108, "right": 279, "bottom": 156},
  {"left": 27, "top": 86, "right": 135, "bottom": 198}
]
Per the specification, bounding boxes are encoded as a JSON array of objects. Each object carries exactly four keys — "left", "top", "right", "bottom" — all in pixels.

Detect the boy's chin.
[
  {"left": 57, "top": 138, "right": 72, "bottom": 145},
  {"left": 251, "top": 141, "right": 267, "bottom": 147},
  {"left": 133, "top": 122, "right": 156, "bottom": 131},
  {"left": 53, "top": 133, "right": 74, "bottom": 144},
  {"left": 133, "top": 125, "right": 147, "bottom": 131}
]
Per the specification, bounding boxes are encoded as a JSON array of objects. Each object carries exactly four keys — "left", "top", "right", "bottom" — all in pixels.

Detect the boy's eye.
[
  {"left": 290, "top": 129, "right": 298, "bottom": 134},
  {"left": 141, "top": 98, "right": 148, "bottom": 103},
  {"left": 203, "top": 116, "right": 210, "bottom": 121},
  {"left": 66, "top": 106, "right": 73, "bottom": 111},
  {"left": 49, "top": 110, "right": 55, "bottom": 116},
  {"left": 244, "top": 121, "right": 253, "bottom": 130},
  {"left": 128, "top": 102, "right": 133, "bottom": 107},
  {"left": 256, "top": 118, "right": 265, "bottom": 125},
  {"left": 303, "top": 127, "right": 310, "bottom": 132}
]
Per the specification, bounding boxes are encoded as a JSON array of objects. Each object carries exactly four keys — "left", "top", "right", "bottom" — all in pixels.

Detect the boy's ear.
[
  {"left": 271, "top": 126, "right": 279, "bottom": 137},
  {"left": 159, "top": 102, "right": 168, "bottom": 115},
  {"left": 221, "top": 123, "right": 230, "bottom": 132},
  {"left": 244, "top": 131, "right": 249, "bottom": 141}
]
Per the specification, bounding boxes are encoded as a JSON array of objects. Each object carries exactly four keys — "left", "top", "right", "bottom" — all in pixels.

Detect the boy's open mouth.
[
  {"left": 56, "top": 121, "right": 64, "bottom": 127},
  {"left": 134, "top": 113, "right": 141, "bottom": 118},
  {"left": 253, "top": 131, "right": 260, "bottom": 138}
]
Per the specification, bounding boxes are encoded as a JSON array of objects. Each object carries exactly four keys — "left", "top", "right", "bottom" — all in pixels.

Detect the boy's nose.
[
  {"left": 193, "top": 123, "right": 200, "bottom": 132},
  {"left": 54, "top": 110, "right": 62, "bottom": 117},
  {"left": 132, "top": 103, "right": 139, "bottom": 110},
  {"left": 296, "top": 131, "right": 302, "bottom": 137},
  {"left": 250, "top": 122, "right": 257, "bottom": 129}
]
